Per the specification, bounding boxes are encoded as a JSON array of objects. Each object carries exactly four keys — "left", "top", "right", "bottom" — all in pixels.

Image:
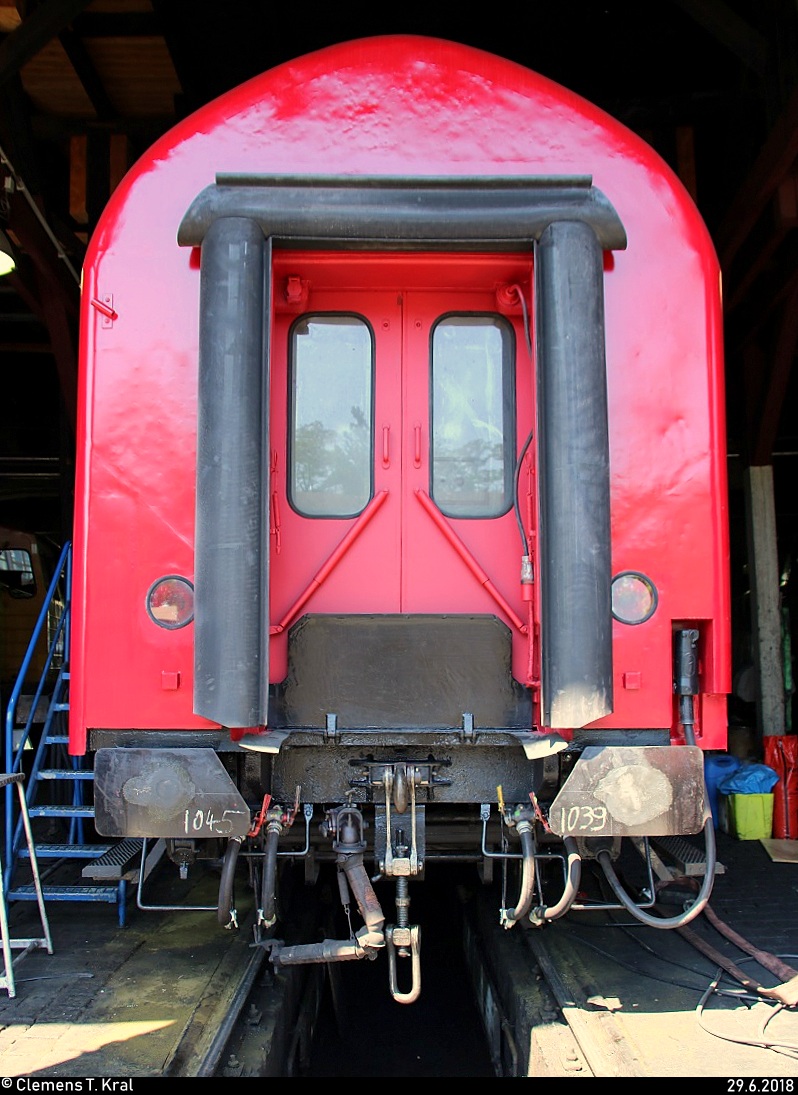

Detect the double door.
[{"left": 268, "top": 254, "right": 535, "bottom": 685}]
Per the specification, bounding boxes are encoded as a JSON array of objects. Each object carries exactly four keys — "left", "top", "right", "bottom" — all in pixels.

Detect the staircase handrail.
[{"left": 4, "top": 540, "right": 72, "bottom": 872}]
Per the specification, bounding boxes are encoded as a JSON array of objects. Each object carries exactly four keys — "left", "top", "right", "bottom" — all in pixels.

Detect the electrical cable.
[
  {"left": 564, "top": 927, "right": 749, "bottom": 996},
  {"left": 596, "top": 820, "right": 716, "bottom": 929},
  {"left": 564, "top": 920, "right": 798, "bottom": 1057},
  {"left": 695, "top": 966, "right": 798, "bottom": 1058},
  {"left": 565, "top": 822, "right": 798, "bottom": 1057},
  {"left": 510, "top": 282, "right": 534, "bottom": 556}
]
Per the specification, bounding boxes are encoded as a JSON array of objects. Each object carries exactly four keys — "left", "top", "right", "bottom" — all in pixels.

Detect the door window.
[
  {"left": 430, "top": 314, "right": 515, "bottom": 518},
  {"left": 288, "top": 314, "right": 374, "bottom": 517}
]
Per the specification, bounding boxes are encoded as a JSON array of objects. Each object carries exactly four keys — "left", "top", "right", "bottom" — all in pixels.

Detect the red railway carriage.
[{"left": 70, "top": 36, "right": 730, "bottom": 999}]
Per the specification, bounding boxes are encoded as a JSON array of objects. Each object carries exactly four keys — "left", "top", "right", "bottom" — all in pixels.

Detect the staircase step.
[
  {"left": 9, "top": 884, "right": 120, "bottom": 903},
  {"left": 37, "top": 769, "right": 94, "bottom": 780},
  {"left": 649, "top": 835, "right": 726, "bottom": 876},
  {"left": 44, "top": 735, "right": 69, "bottom": 744},
  {"left": 20, "top": 844, "right": 113, "bottom": 859},
  {"left": 82, "top": 838, "right": 142, "bottom": 880},
  {"left": 29, "top": 805, "right": 95, "bottom": 818}
]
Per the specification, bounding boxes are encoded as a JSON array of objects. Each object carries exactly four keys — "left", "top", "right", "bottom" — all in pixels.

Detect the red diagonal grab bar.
[
  {"left": 414, "top": 489, "right": 527, "bottom": 634},
  {"left": 270, "top": 490, "right": 390, "bottom": 634}
]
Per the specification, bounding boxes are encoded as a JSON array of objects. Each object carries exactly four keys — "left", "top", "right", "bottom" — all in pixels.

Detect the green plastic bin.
[{"left": 727, "top": 793, "right": 774, "bottom": 840}]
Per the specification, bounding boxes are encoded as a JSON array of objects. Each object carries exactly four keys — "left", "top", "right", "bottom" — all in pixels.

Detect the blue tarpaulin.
[{"left": 718, "top": 762, "right": 779, "bottom": 795}]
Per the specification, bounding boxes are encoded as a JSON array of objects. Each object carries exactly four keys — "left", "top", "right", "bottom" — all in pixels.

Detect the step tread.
[
  {"left": 649, "top": 834, "right": 726, "bottom": 876},
  {"left": 20, "top": 844, "right": 113, "bottom": 859},
  {"left": 9, "top": 884, "right": 121, "bottom": 901},
  {"left": 28, "top": 805, "right": 95, "bottom": 818},
  {"left": 82, "top": 838, "right": 142, "bottom": 880},
  {"left": 37, "top": 770, "right": 94, "bottom": 779}
]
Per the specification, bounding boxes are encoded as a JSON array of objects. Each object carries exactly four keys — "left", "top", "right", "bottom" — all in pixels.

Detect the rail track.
[
  {"left": 160, "top": 862, "right": 798, "bottom": 1078},
  {"left": 167, "top": 870, "right": 631, "bottom": 1078},
  {"left": 8, "top": 849, "right": 795, "bottom": 1079},
  {"left": 169, "top": 865, "right": 613, "bottom": 1078}
]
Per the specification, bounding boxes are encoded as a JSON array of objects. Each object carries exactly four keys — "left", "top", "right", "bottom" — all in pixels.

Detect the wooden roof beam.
[
  {"left": 0, "top": 0, "right": 93, "bottom": 88},
  {"left": 747, "top": 272, "right": 798, "bottom": 465},
  {"left": 669, "top": 0, "right": 770, "bottom": 77},
  {"left": 717, "top": 80, "right": 798, "bottom": 275}
]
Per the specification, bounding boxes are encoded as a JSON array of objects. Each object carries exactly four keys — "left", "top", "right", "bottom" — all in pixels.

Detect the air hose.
[
  {"left": 259, "top": 821, "right": 281, "bottom": 930},
  {"left": 529, "top": 836, "right": 582, "bottom": 925},
  {"left": 217, "top": 834, "right": 243, "bottom": 928},
  {"left": 500, "top": 820, "right": 537, "bottom": 928}
]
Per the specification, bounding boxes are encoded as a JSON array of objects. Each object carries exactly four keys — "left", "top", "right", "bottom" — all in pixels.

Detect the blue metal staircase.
[{"left": 3, "top": 541, "right": 136, "bottom": 926}]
